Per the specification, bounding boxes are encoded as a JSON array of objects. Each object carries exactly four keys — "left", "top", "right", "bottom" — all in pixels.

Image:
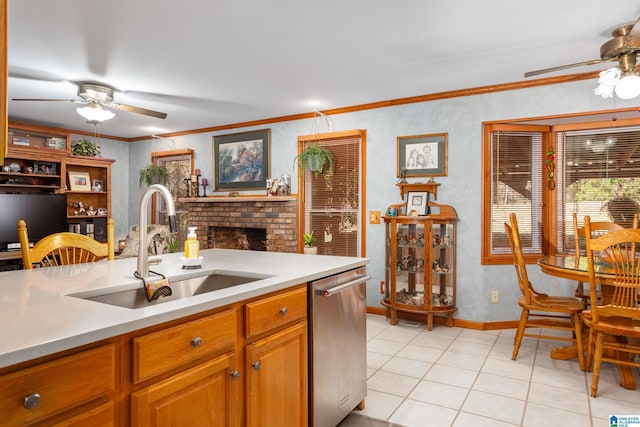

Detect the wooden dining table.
[{"left": 537, "top": 255, "right": 636, "bottom": 390}]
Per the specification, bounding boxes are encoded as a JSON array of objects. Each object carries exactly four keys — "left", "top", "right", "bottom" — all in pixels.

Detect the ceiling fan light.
[
  {"left": 76, "top": 103, "right": 115, "bottom": 123},
  {"left": 614, "top": 73, "right": 640, "bottom": 99}
]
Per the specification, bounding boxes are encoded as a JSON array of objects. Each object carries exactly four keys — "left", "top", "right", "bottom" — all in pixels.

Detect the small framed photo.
[
  {"left": 68, "top": 171, "right": 92, "bottom": 192},
  {"left": 406, "top": 191, "right": 429, "bottom": 216},
  {"left": 92, "top": 179, "right": 104, "bottom": 192},
  {"left": 33, "top": 161, "right": 57, "bottom": 175},
  {"left": 397, "top": 133, "right": 448, "bottom": 178}
]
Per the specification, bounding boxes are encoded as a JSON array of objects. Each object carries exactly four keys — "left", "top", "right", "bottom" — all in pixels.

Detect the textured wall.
[{"left": 120, "top": 77, "right": 640, "bottom": 323}]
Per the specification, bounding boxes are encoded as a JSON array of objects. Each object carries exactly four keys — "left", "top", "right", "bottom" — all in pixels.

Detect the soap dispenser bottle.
[{"left": 184, "top": 226, "right": 200, "bottom": 259}]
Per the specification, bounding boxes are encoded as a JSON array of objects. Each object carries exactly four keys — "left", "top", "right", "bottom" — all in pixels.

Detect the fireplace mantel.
[{"left": 179, "top": 195, "right": 296, "bottom": 203}]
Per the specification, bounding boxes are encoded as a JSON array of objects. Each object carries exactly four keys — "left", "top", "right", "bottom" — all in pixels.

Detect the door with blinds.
[{"left": 298, "top": 130, "right": 366, "bottom": 257}]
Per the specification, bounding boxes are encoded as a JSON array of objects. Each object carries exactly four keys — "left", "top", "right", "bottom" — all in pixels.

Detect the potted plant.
[
  {"left": 139, "top": 164, "right": 169, "bottom": 187},
  {"left": 303, "top": 230, "right": 318, "bottom": 254},
  {"left": 294, "top": 143, "right": 334, "bottom": 177},
  {"left": 71, "top": 138, "right": 101, "bottom": 157},
  {"left": 602, "top": 196, "right": 640, "bottom": 228}
]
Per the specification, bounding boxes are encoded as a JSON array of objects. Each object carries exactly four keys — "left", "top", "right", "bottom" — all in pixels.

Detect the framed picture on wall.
[
  {"left": 68, "top": 171, "right": 92, "bottom": 192},
  {"left": 397, "top": 133, "right": 448, "bottom": 178},
  {"left": 213, "top": 129, "right": 270, "bottom": 191}
]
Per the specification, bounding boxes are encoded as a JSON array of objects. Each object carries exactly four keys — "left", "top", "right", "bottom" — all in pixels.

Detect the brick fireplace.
[{"left": 183, "top": 196, "right": 298, "bottom": 253}]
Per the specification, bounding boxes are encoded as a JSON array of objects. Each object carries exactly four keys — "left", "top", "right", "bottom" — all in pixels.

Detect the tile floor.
[{"left": 354, "top": 314, "right": 640, "bottom": 427}]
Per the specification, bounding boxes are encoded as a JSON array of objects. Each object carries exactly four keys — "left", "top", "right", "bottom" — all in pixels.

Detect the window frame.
[
  {"left": 482, "top": 115, "right": 640, "bottom": 265},
  {"left": 297, "top": 129, "right": 366, "bottom": 256}
]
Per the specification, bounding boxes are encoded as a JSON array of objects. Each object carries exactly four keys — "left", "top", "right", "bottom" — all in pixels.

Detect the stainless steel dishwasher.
[{"left": 309, "top": 266, "right": 370, "bottom": 427}]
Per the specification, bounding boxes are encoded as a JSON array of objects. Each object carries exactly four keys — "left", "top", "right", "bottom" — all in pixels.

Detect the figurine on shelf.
[
  {"left": 432, "top": 234, "right": 441, "bottom": 247},
  {"left": 72, "top": 201, "right": 86, "bottom": 216},
  {"left": 416, "top": 234, "right": 425, "bottom": 247},
  {"left": 86, "top": 205, "right": 97, "bottom": 216},
  {"left": 441, "top": 234, "right": 451, "bottom": 247}
]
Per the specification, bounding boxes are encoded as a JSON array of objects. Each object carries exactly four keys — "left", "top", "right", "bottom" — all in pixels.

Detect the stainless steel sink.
[{"left": 70, "top": 272, "right": 271, "bottom": 309}]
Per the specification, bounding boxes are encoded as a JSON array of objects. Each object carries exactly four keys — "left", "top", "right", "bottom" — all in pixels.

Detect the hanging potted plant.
[
  {"left": 294, "top": 143, "right": 334, "bottom": 177},
  {"left": 139, "top": 164, "right": 169, "bottom": 187},
  {"left": 303, "top": 230, "right": 318, "bottom": 254}
]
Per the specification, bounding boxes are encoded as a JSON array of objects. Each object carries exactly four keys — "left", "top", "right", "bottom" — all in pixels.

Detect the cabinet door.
[
  {"left": 131, "top": 351, "right": 240, "bottom": 427},
  {"left": 246, "top": 321, "right": 308, "bottom": 427}
]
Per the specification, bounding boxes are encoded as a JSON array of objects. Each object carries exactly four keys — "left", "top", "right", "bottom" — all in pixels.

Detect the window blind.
[
  {"left": 298, "top": 130, "right": 365, "bottom": 257},
  {"left": 489, "top": 129, "right": 544, "bottom": 256},
  {"left": 556, "top": 127, "right": 640, "bottom": 253}
]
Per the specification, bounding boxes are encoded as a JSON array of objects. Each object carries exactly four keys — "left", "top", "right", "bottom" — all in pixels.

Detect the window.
[
  {"left": 482, "top": 118, "right": 640, "bottom": 264},
  {"left": 556, "top": 126, "right": 640, "bottom": 254},
  {"left": 482, "top": 124, "right": 548, "bottom": 264},
  {"left": 151, "top": 149, "right": 194, "bottom": 246},
  {"left": 298, "top": 130, "right": 366, "bottom": 256}
]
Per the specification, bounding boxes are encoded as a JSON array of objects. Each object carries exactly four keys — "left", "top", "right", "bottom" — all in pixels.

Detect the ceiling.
[{"left": 7, "top": 1, "right": 640, "bottom": 139}]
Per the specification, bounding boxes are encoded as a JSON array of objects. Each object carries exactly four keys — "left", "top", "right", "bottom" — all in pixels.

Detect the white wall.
[{"left": 113, "top": 77, "right": 640, "bottom": 323}]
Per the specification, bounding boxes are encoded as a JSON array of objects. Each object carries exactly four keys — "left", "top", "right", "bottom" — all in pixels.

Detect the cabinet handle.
[
  {"left": 279, "top": 307, "right": 288, "bottom": 316},
  {"left": 191, "top": 337, "right": 202, "bottom": 348},
  {"left": 230, "top": 370, "right": 241, "bottom": 381},
  {"left": 252, "top": 361, "right": 261, "bottom": 371},
  {"left": 23, "top": 393, "right": 41, "bottom": 409}
]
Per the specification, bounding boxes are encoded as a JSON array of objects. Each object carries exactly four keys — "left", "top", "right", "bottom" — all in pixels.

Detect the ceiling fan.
[
  {"left": 12, "top": 82, "right": 168, "bottom": 120},
  {"left": 524, "top": 17, "right": 640, "bottom": 79}
]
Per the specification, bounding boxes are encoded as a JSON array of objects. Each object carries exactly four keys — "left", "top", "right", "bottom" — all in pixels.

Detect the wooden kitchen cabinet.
[
  {"left": 245, "top": 287, "right": 308, "bottom": 427},
  {"left": 382, "top": 200, "right": 458, "bottom": 330},
  {"left": 246, "top": 322, "right": 307, "bottom": 426},
  {"left": 128, "top": 307, "right": 241, "bottom": 426},
  {"left": 0, "top": 344, "right": 116, "bottom": 427},
  {"left": 131, "top": 352, "right": 240, "bottom": 427}
]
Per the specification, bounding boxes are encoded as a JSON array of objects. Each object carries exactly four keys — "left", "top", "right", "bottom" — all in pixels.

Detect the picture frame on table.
[
  {"left": 406, "top": 191, "right": 430, "bottom": 216},
  {"left": 213, "top": 129, "right": 270, "bottom": 191},
  {"left": 397, "top": 133, "right": 448, "bottom": 178},
  {"left": 68, "top": 171, "right": 92, "bottom": 192},
  {"left": 92, "top": 179, "right": 104, "bottom": 192}
]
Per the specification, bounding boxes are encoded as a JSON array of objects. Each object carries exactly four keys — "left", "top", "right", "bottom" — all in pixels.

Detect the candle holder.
[
  {"left": 201, "top": 178, "right": 208, "bottom": 197},
  {"left": 190, "top": 170, "right": 202, "bottom": 197},
  {"left": 184, "top": 178, "right": 192, "bottom": 197}
]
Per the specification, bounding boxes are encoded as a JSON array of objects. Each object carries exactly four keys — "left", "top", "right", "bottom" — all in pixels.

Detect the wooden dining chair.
[
  {"left": 582, "top": 216, "right": 640, "bottom": 397},
  {"left": 572, "top": 212, "right": 626, "bottom": 309},
  {"left": 17, "top": 219, "right": 115, "bottom": 269},
  {"left": 505, "top": 213, "right": 585, "bottom": 370}
]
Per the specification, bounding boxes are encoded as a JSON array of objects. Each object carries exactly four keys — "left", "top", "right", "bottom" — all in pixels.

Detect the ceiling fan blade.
[
  {"left": 12, "top": 98, "right": 80, "bottom": 103},
  {"left": 524, "top": 58, "right": 607, "bottom": 78},
  {"left": 625, "top": 17, "right": 640, "bottom": 47},
  {"left": 110, "top": 102, "right": 167, "bottom": 119}
]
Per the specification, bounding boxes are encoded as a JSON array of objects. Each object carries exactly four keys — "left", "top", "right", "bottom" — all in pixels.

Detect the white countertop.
[{"left": 0, "top": 249, "right": 368, "bottom": 368}]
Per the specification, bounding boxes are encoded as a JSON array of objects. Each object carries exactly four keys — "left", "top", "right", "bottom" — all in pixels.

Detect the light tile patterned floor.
[{"left": 357, "top": 314, "right": 640, "bottom": 427}]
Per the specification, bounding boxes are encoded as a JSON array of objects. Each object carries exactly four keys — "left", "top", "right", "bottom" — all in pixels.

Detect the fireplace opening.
[{"left": 208, "top": 226, "right": 267, "bottom": 251}]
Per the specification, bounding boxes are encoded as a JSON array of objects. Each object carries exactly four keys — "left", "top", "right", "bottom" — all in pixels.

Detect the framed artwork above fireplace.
[{"left": 213, "top": 129, "right": 270, "bottom": 191}]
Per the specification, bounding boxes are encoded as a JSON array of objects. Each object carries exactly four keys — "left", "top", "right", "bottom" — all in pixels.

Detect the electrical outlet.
[
  {"left": 369, "top": 211, "right": 381, "bottom": 224},
  {"left": 491, "top": 290, "right": 499, "bottom": 304}
]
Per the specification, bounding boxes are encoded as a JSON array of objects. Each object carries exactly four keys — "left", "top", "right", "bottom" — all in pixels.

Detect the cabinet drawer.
[
  {"left": 0, "top": 344, "right": 115, "bottom": 427},
  {"left": 246, "top": 287, "right": 307, "bottom": 338},
  {"left": 133, "top": 308, "right": 237, "bottom": 383}
]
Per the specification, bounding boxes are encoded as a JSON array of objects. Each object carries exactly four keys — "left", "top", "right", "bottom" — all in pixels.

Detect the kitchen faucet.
[{"left": 136, "top": 184, "right": 177, "bottom": 280}]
